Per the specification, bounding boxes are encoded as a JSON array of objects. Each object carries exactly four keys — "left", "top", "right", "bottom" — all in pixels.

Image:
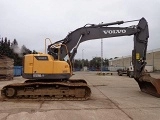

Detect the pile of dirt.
[{"left": 0, "top": 55, "right": 14, "bottom": 80}]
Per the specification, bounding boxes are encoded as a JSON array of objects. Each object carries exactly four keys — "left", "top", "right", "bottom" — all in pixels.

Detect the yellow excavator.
[{"left": 1, "top": 17, "right": 160, "bottom": 100}]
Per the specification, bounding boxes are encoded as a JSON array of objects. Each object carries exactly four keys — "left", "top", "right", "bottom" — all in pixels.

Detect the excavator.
[{"left": 1, "top": 17, "right": 160, "bottom": 100}]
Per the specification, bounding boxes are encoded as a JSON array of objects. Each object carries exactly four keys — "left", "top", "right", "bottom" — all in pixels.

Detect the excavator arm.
[
  {"left": 48, "top": 18, "right": 160, "bottom": 97},
  {"left": 48, "top": 18, "right": 148, "bottom": 77}
]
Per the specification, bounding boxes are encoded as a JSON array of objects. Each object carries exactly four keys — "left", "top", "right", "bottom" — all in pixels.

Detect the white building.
[{"left": 109, "top": 48, "right": 160, "bottom": 71}]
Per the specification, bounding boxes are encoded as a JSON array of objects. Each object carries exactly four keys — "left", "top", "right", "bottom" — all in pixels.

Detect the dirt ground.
[{"left": 0, "top": 72, "right": 160, "bottom": 120}]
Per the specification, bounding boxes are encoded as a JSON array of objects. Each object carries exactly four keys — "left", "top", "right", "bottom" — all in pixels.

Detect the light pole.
[
  {"left": 101, "top": 38, "right": 103, "bottom": 72},
  {"left": 100, "top": 22, "right": 103, "bottom": 72},
  {"left": 82, "top": 49, "right": 84, "bottom": 70},
  {"left": 152, "top": 50, "right": 154, "bottom": 71}
]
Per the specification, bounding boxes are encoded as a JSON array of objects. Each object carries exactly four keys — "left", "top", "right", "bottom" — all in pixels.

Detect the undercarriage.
[{"left": 1, "top": 79, "right": 91, "bottom": 100}]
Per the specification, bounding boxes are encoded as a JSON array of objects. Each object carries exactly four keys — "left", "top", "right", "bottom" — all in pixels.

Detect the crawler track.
[{"left": 1, "top": 79, "right": 91, "bottom": 101}]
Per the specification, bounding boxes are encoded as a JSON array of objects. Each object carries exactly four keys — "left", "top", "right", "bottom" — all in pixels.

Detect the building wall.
[
  {"left": 153, "top": 51, "right": 160, "bottom": 70},
  {"left": 109, "top": 49, "right": 160, "bottom": 71}
]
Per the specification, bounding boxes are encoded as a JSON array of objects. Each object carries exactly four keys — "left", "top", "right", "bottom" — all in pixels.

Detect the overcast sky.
[{"left": 0, "top": 0, "right": 160, "bottom": 60}]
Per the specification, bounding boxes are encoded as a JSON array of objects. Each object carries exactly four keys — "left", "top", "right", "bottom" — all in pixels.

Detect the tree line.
[
  {"left": 0, "top": 37, "right": 109, "bottom": 69},
  {"left": 73, "top": 57, "right": 109, "bottom": 71},
  {"left": 0, "top": 37, "right": 37, "bottom": 66}
]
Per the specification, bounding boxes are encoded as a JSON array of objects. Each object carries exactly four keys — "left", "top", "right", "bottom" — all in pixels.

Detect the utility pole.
[
  {"left": 152, "top": 50, "right": 154, "bottom": 71},
  {"left": 101, "top": 38, "right": 103, "bottom": 72},
  {"left": 82, "top": 49, "right": 84, "bottom": 71},
  {"left": 100, "top": 22, "right": 103, "bottom": 72}
]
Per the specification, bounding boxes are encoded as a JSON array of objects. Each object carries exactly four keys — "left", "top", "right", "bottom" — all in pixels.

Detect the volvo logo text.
[{"left": 103, "top": 29, "right": 126, "bottom": 34}]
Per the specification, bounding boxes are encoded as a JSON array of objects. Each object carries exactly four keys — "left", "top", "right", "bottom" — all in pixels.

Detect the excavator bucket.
[{"left": 136, "top": 73, "right": 160, "bottom": 97}]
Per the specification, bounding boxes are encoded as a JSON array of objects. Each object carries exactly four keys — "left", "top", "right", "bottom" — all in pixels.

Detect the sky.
[{"left": 0, "top": 0, "right": 160, "bottom": 60}]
